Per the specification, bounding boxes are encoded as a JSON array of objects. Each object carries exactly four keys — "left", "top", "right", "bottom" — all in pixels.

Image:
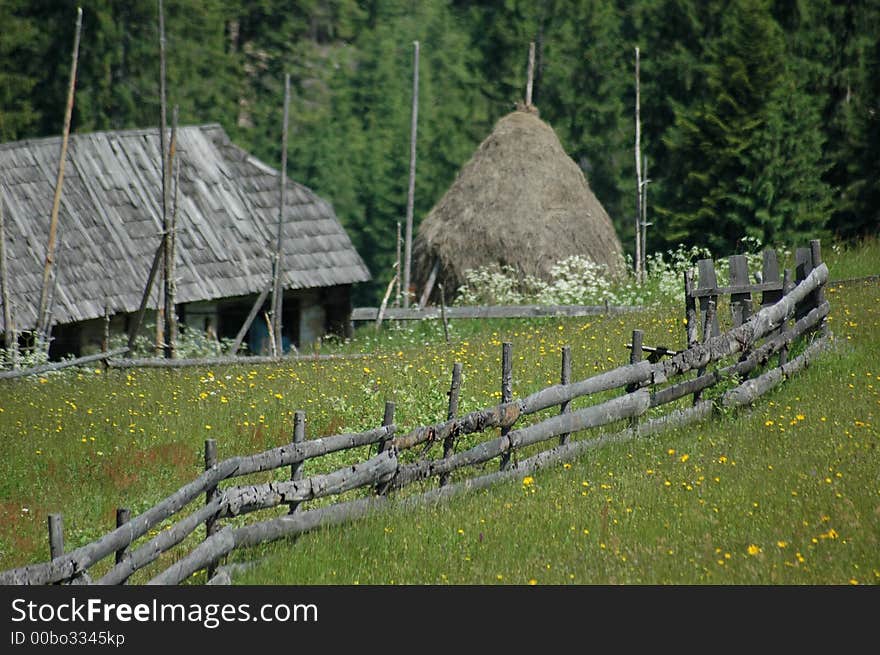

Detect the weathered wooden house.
[{"left": 0, "top": 123, "right": 370, "bottom": 358}]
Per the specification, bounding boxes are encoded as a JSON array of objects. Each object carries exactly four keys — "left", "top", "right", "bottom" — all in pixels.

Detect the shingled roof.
[{"left": 0, "top": 123, "right": 370, "bottom": 332}]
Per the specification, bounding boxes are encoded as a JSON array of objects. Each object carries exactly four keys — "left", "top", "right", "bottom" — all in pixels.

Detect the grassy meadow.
[{"left": 0, "top": 239, "right": 877, "bottom": 584}]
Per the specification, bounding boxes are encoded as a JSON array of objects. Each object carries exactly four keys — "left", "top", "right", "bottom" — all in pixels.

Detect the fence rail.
[
  {"left": 0, "top": 241, "right": 832, "bottom": 586},
  {"left": 351, "top": 303, "right": 641, "bottom": 322}
]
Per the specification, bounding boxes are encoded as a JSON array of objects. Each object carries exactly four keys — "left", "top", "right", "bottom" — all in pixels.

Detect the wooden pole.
[
  {"left": 779, "top": 269, "right": 793, "bottom": 366},
  {"left": 204, "top": 439, "right": 219, "bottom": 579},
  {"left": 375, "top": 273, "right": 398, "bottom": 332},
  {"left": 417, "top": 258, "right": 439, "bottom": 308},
  {"left": 163, "top": 104, "right": 179, "bottom": 358},
  {"left": 376, "top": 401, "right": 395, "bottom": 496},
  {"left": 378, "top": 401, "right": 395, "bottom": 454},
  {"left": 0, "top": 190, "right": 14, "bottom": 362},
  {"left": 439, "top": 362, "right": 463, "bottom": 487},
  {"left": 633, "top": 46, "right": 643, "bottom": 284},
  {"left": 37, "top": 7, "right": 82, "bottom": 342},
  {"left": 289, "top": 410, "right": 306, "bottom": 514},
  {"left": 559, "top": 345, "right": 572, "bottom": 445},
  {"left": 498, "top": 342, "right": 513, "bottom": 470},
  {"left": 271, "top": 73, "right": 291, "bottom": 355},
  {"left": 627, "top": 329, "right": 644, "bottom": 429},
  {"left": 810, "top": 239, "right": 827, "bottom": 334},
  {"left": 127, "top": 239, "right": 164, "bottom": 353},
  {"left": 48, "top": 514, "right": 64, "bottom": 561},
  {"left": 395, "top": 221, "right": 402, "bottom": 307},
  {"left": 157, "top": 0, "right": 174, "bottom": 360},
  {"left": 403, "top": 41, "right": 419, "bottom": 309},
  {"left": 439, "top": 283, "right": 449, "bottom": 344},
  {"left": 693, "top": 298, "right": 716, "bottom": 405},
  {"left": 640, "top": 154, "right": 648, "bottom": 281},
  {"left": 683, "top": 269, "right": 699, "bottom": 347},
  {"left": 115, "top": 508, "right": 131, "bottom": 566},
  {"left": 230, "top": 282, "right": 271, "bottom": 356},
  {"left": 525, "top": 41, "right": 536, "bottom": 107}
]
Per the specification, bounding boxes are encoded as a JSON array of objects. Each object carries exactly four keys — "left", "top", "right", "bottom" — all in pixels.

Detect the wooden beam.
[
  {"left": 271, "top": 73, "right": 291, "bottom": 355},
  {"left": 352, "top": 303, "right": 642, "bottom": 321},
  {"left": 417, "top": 258, "right": 439, "bottom": 308},
  {"left": 37, "top": 7, "right": 82, "bottom": 341},
  {"left": 0, "top": 188, "right": 14, "bottom": 359},
  {"left": 402, "top": 41, "right": 419, "bottom": 309},
  {"left": 229, "top": 282, "right": 271, "bottom": 356}
]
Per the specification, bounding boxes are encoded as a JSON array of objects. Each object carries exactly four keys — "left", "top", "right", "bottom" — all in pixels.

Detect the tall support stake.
[
  {"left": 127, "top": 241, "right": 164, "bottom": 353},
  {"left": 289, "top": 411, "right": 306, "bottom": 514},
  {"left": 271, "top": 73, "right": 291, "bottom": 355},
  {"left": 525, "top": 41, "right": 536, "bottom": 107},
  {"left": 402, "top": 41, "right": 419, "bottom": 308},
  {"left": 558, "top": 346, "right": 572, "bottom": 445},
  {"left": 633, "top": 46, "right": 643, "bottom": 284},
  {"left": 48, "top": 514, "right": 64, "bottom": 562},
  {"left": 0, "top": 191, "right": 15, "bottom": 362},
  {"left": 439, "top": 362, "right": 463, "bottom": 487},
  {"left": 498, "top": 342, "right": 513, "bottom": 471},
  {"left": 157, "top": 0, "right": 170, "bottom": 356},
  {"left": 640, "top": 154, "right": 649, "bottom": 281},
  {"left": 395, "top": 221, "right": 402, "bottom": 307},
  {"left": 163, "top": 105, "right": 179, "bottom": 358},
  {"left": 204, "top": 439, "right": 219, "bottom": 579},
  {"left": 37, "top": 7, "right": 82, "bottom": 342}
]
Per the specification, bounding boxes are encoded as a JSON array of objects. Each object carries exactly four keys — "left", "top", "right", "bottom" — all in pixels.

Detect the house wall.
[{"left": 44, "top": 285, "right": 354, "bottom": 359}]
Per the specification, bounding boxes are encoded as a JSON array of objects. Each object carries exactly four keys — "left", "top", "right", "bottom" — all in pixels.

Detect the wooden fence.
[{"left": 0, "top": 242, "right": 831, "bottom": 586}]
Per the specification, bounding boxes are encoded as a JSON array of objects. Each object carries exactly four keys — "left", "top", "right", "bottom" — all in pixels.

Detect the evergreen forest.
[{"left": 1, "top": 0, "right": 877, "bottom": 303}]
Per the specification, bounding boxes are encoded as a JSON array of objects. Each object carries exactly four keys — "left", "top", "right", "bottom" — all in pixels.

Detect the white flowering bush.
[{"left": 454, "top": 244, "right": 721, "bottom": 308}]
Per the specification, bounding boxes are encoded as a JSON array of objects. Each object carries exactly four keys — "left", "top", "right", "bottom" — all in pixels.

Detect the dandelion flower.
[{"left": 747, "top": 544, "right": 761, "bottom": 556}]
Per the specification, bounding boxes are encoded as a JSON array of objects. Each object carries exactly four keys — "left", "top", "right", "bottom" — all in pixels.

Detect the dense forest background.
[{"left": 1, "top": 0, "right": 877, "bottom": 304}]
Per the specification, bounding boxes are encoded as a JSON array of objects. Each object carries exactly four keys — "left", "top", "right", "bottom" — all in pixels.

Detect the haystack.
[{"left": 413, "top": 108, "right": 624, "bottom": 303}]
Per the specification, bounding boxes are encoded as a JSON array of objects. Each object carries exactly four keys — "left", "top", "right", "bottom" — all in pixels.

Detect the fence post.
[
  {"left": 289, "top": 410, "right": 306, "bottom": 514},
  {"left": 48, "top": 514, "right": 64, "bottom": 561},
  {"left": 378, "top": 401, "right": 395, "bottom": 454},
  {"left": 439, "top": 363, "right": 463, "bottom": 487},
  {"left": 684, "top": 269, "right": 699, "bottom": 348},
  {"left": 794, "top": 246, "right": 813, "bottom": 322},
  {"left": 697, "top": 259, "right": 720, "bottom": 339},
  {"left": 693, "top": 298, "right": 716, "bottom": 405},
  {"left": 498, "top": 342, "right": 513, "bottom": 471},
  {"left": 376, "top": 401, "right": 395, "bottom": 495},
  {"left": 728, "top": 254, "right": 753, "bottom": 328},
  {"left": 204, "top": 439, "right": 219, "bottom": 580},
  {"left": 559, "top": 346, "right": 572, "bottom": 445},
  {"left": 761, "top": 250, "right": 783, "bottom": 313},
  {"left": 810, "top": 239, "right": 827, "bottom": 333},
  {"left": 115, "top": 508, "right": 131, "bottom": 565},
  {"left": 627, "top": 330, "right": 643, "bottom": 429},
  {"left": 779, "top": 269, "right": 793, "bottom": 367}
]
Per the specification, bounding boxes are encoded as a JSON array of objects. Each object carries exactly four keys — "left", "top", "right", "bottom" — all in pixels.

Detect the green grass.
[
  {"left": 228, "top": 279, "right": 879, "bottom": 585},
  {"left": 0, "top": 240, "right": 876, "bottom": 584}
]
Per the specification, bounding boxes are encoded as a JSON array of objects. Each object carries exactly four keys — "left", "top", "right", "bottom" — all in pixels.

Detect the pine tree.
[
  {"left": 656, "top": 0, "right": 830, "bottom": 254},
  {"left": 0, "top": 0, "right": 43, "bottom": 140}
]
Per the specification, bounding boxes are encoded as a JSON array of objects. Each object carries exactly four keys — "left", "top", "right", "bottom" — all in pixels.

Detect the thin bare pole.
[
  {"left": 0, "top": 190, "right": 15, "bottom": 363},
  {"left": 271, "top": 74, "right": 291, "bottom": 355},
  {"left": 163, "top": 105, "right": 179, "bottom": 358},
  {"left": 640, "top": 154, "right": 649, "bottom": 281},
  {"left": 37, "top": 6, "right": 82, "bottom": 341},
  {"left": 402, "top": 41, "right": 419, "bottom": 309},
  {"left": 525, "top": 41, "right": 536, "bottom": 107},
  {"left": 634, "top": 46, "right": 643, "bottom": 284},
  {"left": 395, "top": 221, "right": 402, "bottom": 307},
  {"left": 157, "top": 0, "right": 169, "bottom": 355}
]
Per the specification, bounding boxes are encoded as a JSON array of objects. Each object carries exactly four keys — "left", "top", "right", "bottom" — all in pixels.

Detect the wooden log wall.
[{"left": 0, "top": 244, "right": 832, "bottom": 586}]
